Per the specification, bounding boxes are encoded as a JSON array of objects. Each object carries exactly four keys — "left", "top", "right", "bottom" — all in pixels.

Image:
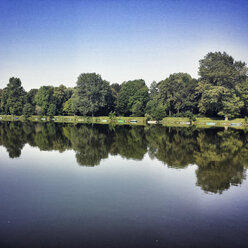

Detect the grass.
[
  {"left": 162, "top": 116, "right": 248, "bottom": 128},
  {"left": 0, "top": 115, "right": 147, "bottom": 125},
  {"left": 0, "top": 115, "right": 247, "bottom": 128}
]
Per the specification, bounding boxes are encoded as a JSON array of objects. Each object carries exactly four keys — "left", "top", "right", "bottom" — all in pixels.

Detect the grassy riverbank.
[
  {"left": 0, "top": 115, "right": 147, "bottom": 125},
  {"left": 162, "top": 117, "right": 247, "bottom": 127},
  {"left": 0, "top": 115, "right": 247, "bottom": 128}
]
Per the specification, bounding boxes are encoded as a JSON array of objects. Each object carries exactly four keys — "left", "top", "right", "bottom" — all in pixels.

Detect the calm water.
[{"left": 0, "top": 122, "right": 248, "bottom": 248}]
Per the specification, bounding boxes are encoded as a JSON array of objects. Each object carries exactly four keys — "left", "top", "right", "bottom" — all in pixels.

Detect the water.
[{"left": 0, "top": 122, "right": 248, "bottom": 248}]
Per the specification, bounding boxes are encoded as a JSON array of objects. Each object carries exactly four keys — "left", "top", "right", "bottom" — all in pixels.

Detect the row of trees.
[
  {"left": 1, "top": 122, "right": 247, "bottom": 194},
  {"left": 0, "top": 51, "right": 247, "bottom": 120}
]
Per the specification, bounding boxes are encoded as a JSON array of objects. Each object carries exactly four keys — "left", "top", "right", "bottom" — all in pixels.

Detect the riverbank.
[
  {"left": 0, "top": 115, "right": 247, "bottom": 128},
  {"left": 0, "top": 115, "right": 147, "bottom": 125}
]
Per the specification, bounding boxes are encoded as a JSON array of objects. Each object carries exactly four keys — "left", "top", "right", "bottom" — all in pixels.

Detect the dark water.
[{"left": 0, "top": 122, "right": 248, "bottom": 248}]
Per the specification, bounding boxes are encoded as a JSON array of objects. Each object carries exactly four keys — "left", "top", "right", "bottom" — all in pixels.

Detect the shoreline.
[{"left": 0, "top": 115, "right": 247, "bottom": 128}]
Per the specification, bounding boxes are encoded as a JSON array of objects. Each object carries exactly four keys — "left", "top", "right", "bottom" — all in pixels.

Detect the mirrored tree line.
[{"left": 0, "top": 122, "right": 248, "bottom": 194}]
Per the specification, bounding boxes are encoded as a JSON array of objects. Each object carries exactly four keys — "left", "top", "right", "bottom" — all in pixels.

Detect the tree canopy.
[
  {"left": 116, "top": 79, "right": 149, "bottom": 116},
  {"left": 1, "top": 77, "right": 26, "bottom": 115},
  {"left": 197, "top": 52, "right": 248, "bottom": 119},
  {"left": 71, "top": 73, "right": 112, "bottom": 116},
  {"left": 0, "top": 51, "right": 247, "bottom": 120}
]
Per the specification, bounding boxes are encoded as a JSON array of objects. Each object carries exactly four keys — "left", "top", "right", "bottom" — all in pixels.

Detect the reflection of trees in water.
[
  {"left": 146, "top": 126, "right": 198, "bottom": 168},
  {"left": 33, "top": 123, "right": 71, "bottom": 152},
  {"left": 1, "top": 122, "right": 248, "bottom": 194},
  {"left": 0, "top": 122, "right": 27, "bottom": 158},
  {"left": 148, "top": 127, "right": 248, "bottom": 194},
  {"left": 196, "top": 164, "right": 245, "bottom": 194},
  {"left": 110, "top": 126, "right": 147, "bottom": 160},
  {"left": 63, "top": 124, "right": 112, "bottom": 166},
  {"left": 194, "top": 130, "right": 247, "bottom": 193}
]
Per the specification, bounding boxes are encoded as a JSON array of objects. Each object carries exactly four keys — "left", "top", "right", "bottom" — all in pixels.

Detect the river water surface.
[{"left": 0, "top": 122, "right": 248, "bottom": 248}]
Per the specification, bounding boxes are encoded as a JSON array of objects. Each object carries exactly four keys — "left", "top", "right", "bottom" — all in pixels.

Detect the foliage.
[
  {"left": 197, "top": 52, "right": 248, "bottom": 119},
  {"left": 116, "top": 79, "right": 149, "bottom": 116},
  {"left": 108, "top": 111, "right": 116, "bottom": 120},
  {"left": 0, "top": 51, "right": 247, "bottom": 119},
  {"left": 158, "top": 73, "right": 198, "bottom": 116},
  {"left": 53, "top": 85, "right": 72, "bottom": 115},
  {"left": 71, "top": 73, "right": 111, "bottom": 116},
  {"left": 34, "top": 86, "right": 55, "bottom": 115},
  {"left": 1, "top": 78, "right": 26, "bottom": 115},
  {"left": 63, "top": 98, "right": 74, "bottom": 115},
  {"left": 23, "top": 103, "right": 34, "bottom": 118}
]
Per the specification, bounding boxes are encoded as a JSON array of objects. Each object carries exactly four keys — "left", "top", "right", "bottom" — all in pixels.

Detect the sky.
[{"left": 0, "top": 0, "right": 248, "bottom": 90}]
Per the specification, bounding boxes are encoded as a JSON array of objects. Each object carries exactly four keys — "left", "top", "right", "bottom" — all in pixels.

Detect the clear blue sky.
[{"left": 0, "top": 0, "right": 248, "bottom": 90}]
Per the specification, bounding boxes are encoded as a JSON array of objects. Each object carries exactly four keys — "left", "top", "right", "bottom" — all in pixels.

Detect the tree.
[
  {"left": 25, "top": 89, "right": 38, "bottom": 106},
  {"left": 237, "top": 78, "right": 248, "bottom": 117},
  {"left": 157, "top": 73, "right": 198, "bottom": 116},
  {"left": 146, "top": 81, "right": 167, "bottom": 120},
  {"left": 1, "top": 77, "right": 26, "bottom": 115},
  {"left": 149, "top": 81, "right": 158, "bottom": 97},
  {"left": 71, "top": 73, "right": 111, "bottom": 116},
  {"left": 131, "top": 101, "right": 143, "bottom": 116},
  {"left": 63, "top": 98, "right": 74, "bottom": 115},
  {"left": 47, "top": 103, "right": 57, "bottom": 117},
  {"left": 0, "top": 89, "right": 3, "bottom": 113},
  {"left": 111, "top": 83, "right": 121, "bottom": 95},
  {"left": 110, "top": 83, "right": 121, "bottom": 112},
  {"left": 23, "top": 103, "right": 34, "bottom": 118},
  {"left": 24, "top": 89, "right": 38, "bottom": 116},
  {"left": 197, "top": 52, "right": 248, "bottom": 120},
  {"left": 116, "top": 79, "right": 149, "bottom": 116},
  {"left": 34, "top": 86, "right": 55, "bottom": 115},
  {"left": 53, "top": 85, "right": 72, "bottom": 115}
]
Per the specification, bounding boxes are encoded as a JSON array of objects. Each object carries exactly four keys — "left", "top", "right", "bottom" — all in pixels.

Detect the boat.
[
  {"left": 230, "top": 123, "right": 242, "bottom": 126},
  {"left": 179, "top": 121, "right": 190, "bottom": 125},
  {"left": 147, "top": 120, "right": 158, "bottom": 124},
  {"left": 206, "top": 122, "right": 216, "bottom": 125}
]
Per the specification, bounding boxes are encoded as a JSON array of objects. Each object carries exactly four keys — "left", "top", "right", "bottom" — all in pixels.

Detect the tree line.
[{"left": 0, "top": 51, "right": 247, "bottom": 120}]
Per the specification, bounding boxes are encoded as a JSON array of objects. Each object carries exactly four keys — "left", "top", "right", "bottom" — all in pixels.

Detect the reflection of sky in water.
[{"left": 1, "top": 128, "right": 248, "bottom": 247}]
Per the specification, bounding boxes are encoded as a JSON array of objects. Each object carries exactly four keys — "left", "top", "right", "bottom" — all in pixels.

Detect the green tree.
[
  {"left": 146, "top": 81, "right": 167, "bottom": 120},
  {"left": 149, "top": 81, "right": 158, "bottom": 97},
  {"left": 157, "top": 73, "right": 198, "bottom": 116},
  {"left": 25, "top": 89, "right": 38, "bottom": 106},
  {"left": 116, "top": 79, "right": 149, "bottom": 116},
  {"left": 110, "top": 83, "right": 121, "bottom": 112},
  {"left": 71, "top": 73, "right": 111, "bottom": 116},
  {"left": 23, "top": 103, "right": 34, "bottom": 118},
  {"left": 0, "top": 89, "right": 3, "bottom": 113},
  {"left": 23, "top": 89, "right": 38, "bottom": 116},
  {"left": 53, "top": 85, "right": 72, "bottom": 115},
  {"left": 47, "top": 103, "right": 57, "bottom": 117},
  {"left": 237, "top": 78, "right": 248, "bottom": 117},
  {"left": 1, "top": 77, "right": 26, "bottom": 115},
  {"left": 197, "top": 52, "right": 247, "bottom": 120},
  {"left": 63, "top": 98, "right": 74, "bottom": 115},
  {"left": 111, "top": 83, "right": 121, "bottom": 96},
  {"left": 34, "top": 86, "right": 55, "bottom": 115}
]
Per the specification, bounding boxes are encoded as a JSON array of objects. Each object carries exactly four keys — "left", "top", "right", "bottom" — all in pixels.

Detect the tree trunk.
[{"left": 225, "top": 116, "right": 228, "bottom": 121}]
